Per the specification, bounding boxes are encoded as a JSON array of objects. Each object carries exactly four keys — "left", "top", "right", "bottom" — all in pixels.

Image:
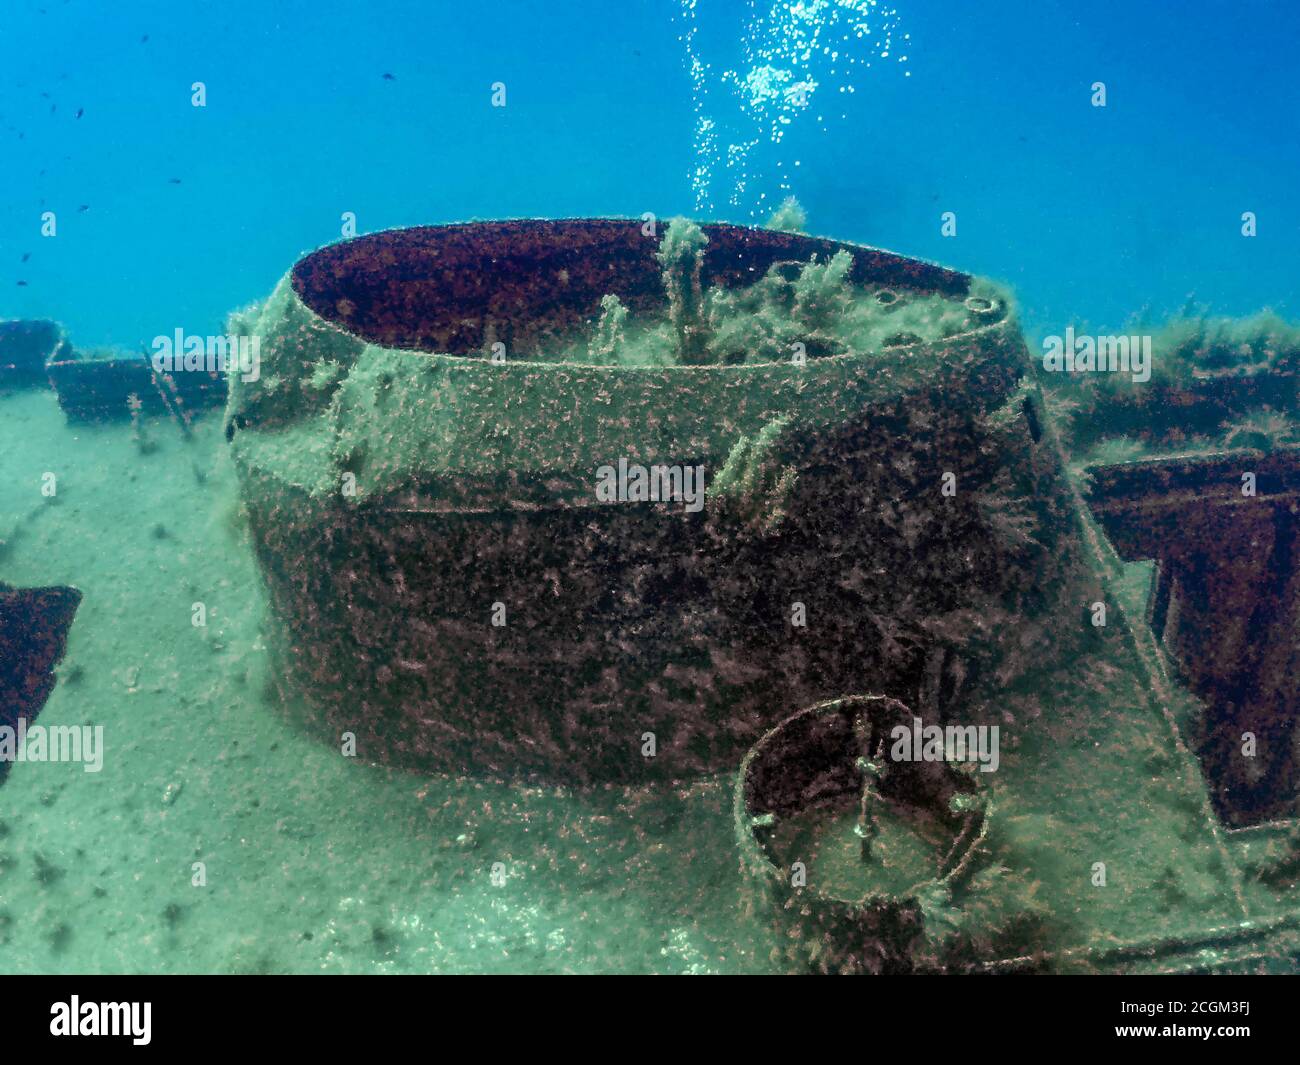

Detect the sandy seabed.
[{"left": 0, "top": 390, "right": 775, "bottom": 974}]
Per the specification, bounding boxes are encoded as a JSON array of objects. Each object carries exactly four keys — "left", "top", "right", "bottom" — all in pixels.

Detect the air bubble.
[{"left": 678, "top": 0, "right": 911, "bottom": 216}]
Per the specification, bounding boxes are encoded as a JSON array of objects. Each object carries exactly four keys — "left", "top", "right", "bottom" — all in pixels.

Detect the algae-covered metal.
[
  {"left": 0, "top": 583, "right": 82, "bottom": 784},
  {"left": 226, "top": 220, "right": 1087, "bottom": 784},
  {"left": 0, "top": 320, "right": 68, "bottom": 390},
  {"left": 735, "top": 695, "right": 992, "bottom": 974}
]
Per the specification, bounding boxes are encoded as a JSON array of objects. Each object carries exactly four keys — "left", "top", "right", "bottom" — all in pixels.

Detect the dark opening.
[{"left": 289, "top": 219, "right": 971, "bottom": 357}]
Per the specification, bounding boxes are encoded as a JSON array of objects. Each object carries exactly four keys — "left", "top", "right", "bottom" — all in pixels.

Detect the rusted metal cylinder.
[
  {"left": 226, "top": 220, "right": 1059, "bottom": 785},
  {"left": 735, "top": 695, "right": 991, "bottom": 974}
]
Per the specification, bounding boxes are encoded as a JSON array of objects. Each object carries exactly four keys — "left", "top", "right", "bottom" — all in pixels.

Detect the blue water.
[
  {"left": 5, "top": 1, "right": 1300, "bottom": 980},
  {"left": 2, "top": 0, "right": 1296, "bottom": 350}
]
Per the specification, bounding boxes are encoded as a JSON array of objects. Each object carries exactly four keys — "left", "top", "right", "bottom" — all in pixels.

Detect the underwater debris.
[
  {"left": 46, "top": 346, "right": 163, "bottom": 420},
  {"left": 1042, "top": 308, "right": 1300, "bottom": 461},
  {"left": 736, "top": 695, "right": 995, "bottom": 974},
  {"left": 1085, "top": 446, "right": 1300, "bottom": 825},
  {"left": 0, "top": 319, "right": 67, "bottom": 389},
  {"left": 0, "top": 583, "right": 82, "bottom": 784},
  {"left": 45, "top": 344, "right": 225, "bottom": 426},
  {"left": 225, "top": 217, "right": 1064, "bottom": 784}
]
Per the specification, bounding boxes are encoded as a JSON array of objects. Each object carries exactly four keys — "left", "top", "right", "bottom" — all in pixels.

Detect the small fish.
[
  {"left": 382, "top": 72, "right": 396, "bottom": 81},
  {"left": 21, "top": 252, "right": 30, "bottom": 263},
  {"left": 17, "top": 280, "right": 28, "bottom": 287},
  {"left": 140, "top": 34, "right": 149, "bottom": 43},
  {"left": 77, "top": 204, "right": 89, "bottom": 212},
  {"left": 75, "top": 107, "right": 83, "bottom": 119},
  {"left": 167, "top": 177, "right": 182, "bottom": 184}
]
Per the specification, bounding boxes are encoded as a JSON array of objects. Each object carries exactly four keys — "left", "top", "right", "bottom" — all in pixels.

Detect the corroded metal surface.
[
  {"left": 233, "top": 220, "right": 1086, "bottom": 785},
  {"left": 1087, "top": 446, "right": 1300, "bottom": 825},
  {"left": 0, "top": 320, "right": 67, "bottom": 389},
  {"left": 0, "top": 583, "right": 82, "bottom": 784},
  {"left": 735, "top": 695, "right": 991, "bottom": 974},
  {"left": 290, "top": 219, "right": 971, "bottom": 357},
  {"left": 1070, "top": 369, "right": 1299, "bottom": 452},
  {"left": 44, "top": 350, "right": 226, "bottom": 424}
]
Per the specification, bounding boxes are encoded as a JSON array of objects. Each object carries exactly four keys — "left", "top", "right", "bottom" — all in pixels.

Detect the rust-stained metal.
[
  {"left": 1087, "top": 446, "right": 1300, "bottom": 825},
  {"left": 290, "top": 219, "right": 971, "bottom": 357},
  {"left": 45, "top": 348, "right": 225, "bottom": 424},
  {"left": 0, "top": 583, "right": 82, "bottom": 784},
  {"left": 0, "top": 319, "right": 67, "bottom": 389},
  {"left": 734, "top": 695, "right": 992, "bottom": 974},
  {"left": 230, "top": 219, "right": 1087, "bottom": 786}
]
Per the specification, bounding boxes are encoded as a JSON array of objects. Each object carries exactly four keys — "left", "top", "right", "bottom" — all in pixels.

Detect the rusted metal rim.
[
  {"left": 289, "top": 219, "right": 973, "bottom": 358},
  {"left": 735, "top": 694, "right": 991, "bottom": 907}
]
